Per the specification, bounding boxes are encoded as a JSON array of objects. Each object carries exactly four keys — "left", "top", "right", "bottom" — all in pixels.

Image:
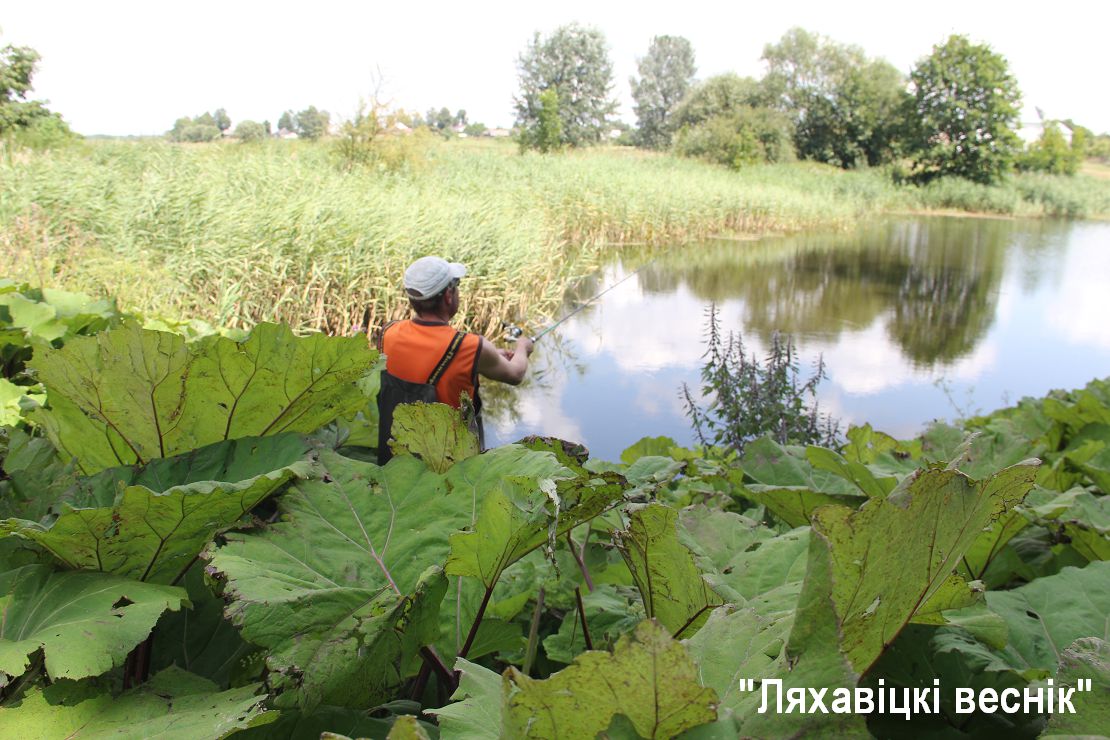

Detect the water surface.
[{"left": 484, "top": 216, "right": 1110, "bottom": 462}]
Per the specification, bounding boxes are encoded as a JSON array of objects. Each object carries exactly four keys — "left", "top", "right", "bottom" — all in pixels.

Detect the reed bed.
[{"left": 1, "top": 138, "right": 1105, "bottom": 334}]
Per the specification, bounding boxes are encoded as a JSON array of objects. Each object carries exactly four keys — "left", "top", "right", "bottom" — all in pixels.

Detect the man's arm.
[{"left": 477, "top": 336, "right": 533, "bottom": 385}]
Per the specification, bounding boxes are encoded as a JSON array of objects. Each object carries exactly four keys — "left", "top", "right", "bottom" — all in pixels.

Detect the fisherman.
[{"left": 376, "top": 255, "right": 534, "bottom": 463}]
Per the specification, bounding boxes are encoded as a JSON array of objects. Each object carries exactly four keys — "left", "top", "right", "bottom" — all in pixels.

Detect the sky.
[{"left": 3, "top": 0, "right": 1109, "bottom": 137}]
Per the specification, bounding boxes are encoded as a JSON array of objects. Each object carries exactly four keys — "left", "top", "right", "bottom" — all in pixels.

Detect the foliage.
[
  {"left": 1018, "top": 121, "right": 1084, "bottom": 175},
  {"left": 907, "top": 34, "right": 1023, "bottom": 184},
  {"left": 514, "top": 23, "right": 617, "bottom": 149},
  {"left": 762, "top": 27, "right": 907, "bottom": 168},
  {"left": 167, "top": 111, "right": 224, "bottom": 143},
  {"left": 0, "top": 43, "right": 73, "bottom": 145},
  {"left": 673, "top": 108, "right": 795, "bottom": 169},
  {"left": 0, "top": 306, "right": 1105, "bottom": 737},
  {"left": 670, "top": 74, "right": 795, "bottom": 167},
  {"left": 212, "top": 108, "right": 231, "bottom": 133},
  {"left": 630, "top": 35, "right": 696, "bottom": 150},
  {"left": 294, "top": 105, "right": 330, "bottom": 140},
  {"left": 683, "top": 305, "right": 840, "bottom": 453},
  {"left": 519, "top": 88, "right": 562, "bottom": 154},
  {"left": 233, "top": 120, "right": 266, "bottom": 142}
]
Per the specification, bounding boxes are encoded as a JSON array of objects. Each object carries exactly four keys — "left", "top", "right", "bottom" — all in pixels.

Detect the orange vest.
[{"left": 380, "top": 320, "right": 481, "bottom": 408}]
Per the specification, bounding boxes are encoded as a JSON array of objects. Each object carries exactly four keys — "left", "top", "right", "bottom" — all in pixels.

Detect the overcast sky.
[{"left": 4, "top": 1, "right": 1108, "bottom": 136}]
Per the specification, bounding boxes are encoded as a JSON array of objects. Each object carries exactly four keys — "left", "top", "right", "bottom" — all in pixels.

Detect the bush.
[
  {"left": 7, "top": 113, "right": 78, "bottom": 150},
  {"left": 1017, "top": 122, "right": 1083, "bottom": 175},
  {"left": 673, "top": 108, "right": 794, "bottom": 170},
  {"left": 682, "top": 305, "right": 840, "bottom": 453},
  {"left": 234, "top": 120, "right": 267, "bottom": 142}
]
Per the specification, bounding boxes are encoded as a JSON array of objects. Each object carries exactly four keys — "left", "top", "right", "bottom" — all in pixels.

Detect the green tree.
[
  {"left": 294, "top": 106, "right": 330, "bottom": 140},
  {"left": 670, "top": 74, "right": 794, "bottom": 167},
  {"left": 213, "top": 108, "right": 231, "bottom": 133},
  {"left": 762, "top": 28, "right": 906, "bottom": 168},
  {"left": 277, "top": 110, "right": 295, "bottom": 132},
  {"left": 233, "top": 120, "right": 266, "bottom": 142},
  {"left": 167, "top": 113, "right": 220, "bottom": 142},
  {"left": 630, "top": 35, "right": 696, "bottom": 149},
  {"left": 906, "top": 35, "right": 1023, "bottom": 184},
  {"left": 0, "top": 42, "right": 71, "bottom": 139},
  {"left": 514, "top": 23, "right": 617, "bottom": 148},
  {"left": 520, "top": 87, "right": 563, "bottom": 153},
  {"left": 1018, "top": 121, "right": 1083, "bottom": 175}
]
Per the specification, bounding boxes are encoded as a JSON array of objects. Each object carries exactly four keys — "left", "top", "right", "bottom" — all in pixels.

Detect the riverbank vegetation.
[
  {"left": 0, "top": 288, "right": 1106, "bottom": 737},
  {"left": 3, "top": 138, "right": 1109, "bottom": 336}
]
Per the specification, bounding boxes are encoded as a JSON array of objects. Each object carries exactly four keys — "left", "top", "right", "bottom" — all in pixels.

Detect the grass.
[{"left": 2, "top": 137, "right": 1108, "bottom": 335}]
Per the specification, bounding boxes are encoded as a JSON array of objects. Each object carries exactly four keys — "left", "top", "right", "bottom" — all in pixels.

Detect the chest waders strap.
[{"left": 428, "top": 331, "right": 466, "bottom": 385}]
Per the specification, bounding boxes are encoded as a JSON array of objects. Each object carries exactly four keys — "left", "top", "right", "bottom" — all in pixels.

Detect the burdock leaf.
[
  {"left": 503, "top": 619, "right": 717, "bottom": 739},
  {"left": 389, "top": 402, "right": 480, "bottom": 473},
  {"left": 0, "top": 666, "right": 273, "bottom": 737},
  {"left": 0, "top": 565, "right": 187, "bottom": 684},
  {"left": 428, "top": 658, "right": 502, "bottom": 740},
  {"left": 985, "top": 561, "right": 1110, "bottom": 674},
  {"left": 1044, "top": 637, "right": 1110, "bottom": 738},
  {"left": 809, "top": 460, "right": 1037, "bottom": 673},
  {"left": 31, "top": 322, "right": 376, "bottom": 473},
  {"left": 445, "top": 470, "right": 624, "bottom": 588},
  {"left": 614, "top": 503, "right": 723, "bottom": 639},
  {"left": 1, "top": 434, "right": 313, "bottom": 584}
]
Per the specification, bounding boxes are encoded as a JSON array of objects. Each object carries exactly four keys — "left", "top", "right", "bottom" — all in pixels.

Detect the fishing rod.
[{"left": 503, "top": 259, "right": 656, "bottom": 343}]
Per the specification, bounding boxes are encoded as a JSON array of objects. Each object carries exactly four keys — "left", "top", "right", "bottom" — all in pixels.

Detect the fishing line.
[{"left": 506, "top": 258, "right": 658, "bottom": 343}]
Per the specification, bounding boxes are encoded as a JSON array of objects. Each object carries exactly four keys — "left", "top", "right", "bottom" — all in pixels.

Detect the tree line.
[{"left": 515, "top": 25, "right": 1098, "bottom": 184}]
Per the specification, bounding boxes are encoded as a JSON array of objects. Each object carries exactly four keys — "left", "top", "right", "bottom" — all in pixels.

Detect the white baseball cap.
[{"left": 403, "top": 256, "right": 467, "bottom": 299}]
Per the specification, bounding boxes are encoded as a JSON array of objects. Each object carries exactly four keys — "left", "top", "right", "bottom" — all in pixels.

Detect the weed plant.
[{"left": 683, "top": 305, "right": 840, "bottom": 453}]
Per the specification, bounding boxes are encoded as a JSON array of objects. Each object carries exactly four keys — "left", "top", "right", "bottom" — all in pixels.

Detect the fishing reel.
[{"left": 501, "top": 321, "right": 525, "bottom": 342}]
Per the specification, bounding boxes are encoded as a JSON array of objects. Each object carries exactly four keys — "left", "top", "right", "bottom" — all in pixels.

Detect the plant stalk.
[{"left": 522, "top": 586, "right": 546, "bottom": 677}]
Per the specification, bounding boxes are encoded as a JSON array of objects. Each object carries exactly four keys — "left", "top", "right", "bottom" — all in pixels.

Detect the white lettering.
[
  {"left": 955, "top": 687, "right": 976, "bottom": 713},
  {"left": 784, "top": 688, "right": 807, "bottom": 713},
  {"left": 1023, "top": 686, "right": 1044, "bottom": 714},
  {"left": 855, "top": 688, "right": 875, "bottom": 714},
  {"left": 1057, "top": 688, "right": 1076, "bottom": 714},
  {"left": 757, "top": 679, "right": 783, "bottom": 714},
  {"left": 888, "top": 687, "right": 912, "bottom": 719}
]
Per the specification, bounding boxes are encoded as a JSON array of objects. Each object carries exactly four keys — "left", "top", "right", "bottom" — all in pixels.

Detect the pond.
[{"left": 483, "top": 216, "right": 1110, "bottom": 463}]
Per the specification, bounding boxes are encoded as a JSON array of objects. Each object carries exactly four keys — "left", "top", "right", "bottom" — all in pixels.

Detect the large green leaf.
[
  {"left": 1043, "top": 637, "right": 1110, "bottom": 738},
  {"left": 2, "top": 435, "right": 313, "bottom": 584},
  {"left": 429, "top": 658, "right": 501, "bottom": 740},
  {"left": 614, "top": 503, "right": 723, "bottom": 639},
  {"left": 740, "top": 437, "right": 861, "bottom": 494},
  {"left": 31, "top": 322, "right": 377, "bottom": 473},
  {"left": 0, "top": 427, "right": 77, "bottom": 523},
  {"left": 863, "top": 625, "right": 1043, "bottom": 738},
  {"left": 0, "top": 666, "right": 273, "bottom": 738},
  {"left": 149, "top": 562, "right": 261, "bottom": 689},
  {"left": 986, "top": 561, "right": 1110, "bottom": 676},
  {"left": 445, "top": 468, "right": 624, "bottom": 589},
  {"left": 542, "top": 584, "right": 644, "bottom": 664},
  {"left": 389, "top": 402, "right": 480, "bottom": 473},
  {"left": 503, "top": 619, "right": 717, "bottom": 739},
  {"left": 676, "top": 505, "right": 808, "bottom": 603},
  {"left": 205, "top": 451, "right": 461, "bottom": 710},
  {"left": 0, "top": 379, "right": 42, "bottom": 427},
  {"left": 808, "top": 460, "right": 1037, "bottom": 674},
  {"left": 805, "top": 445, "right": 898, "bottom": 498},
  {"left": 0, "top": 564, "right": 186, "bottom": 685},
  {"left": 1058, "top": 491, "right": 1110, "bottom": 561}
]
